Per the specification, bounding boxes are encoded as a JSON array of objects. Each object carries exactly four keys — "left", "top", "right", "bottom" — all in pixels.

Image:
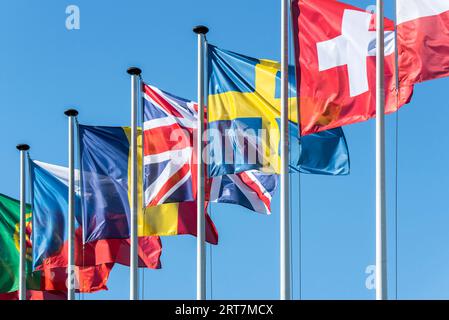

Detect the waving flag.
[
  {"left": 207, "top": 44, "right": 350, "bottom": 175},
  {"left": 397, "top": 0, "right": 449, "bottom": 85},
  {"left": 208, "top": 171, "right": 278, "bottom": 215},
  {"left": 31, "top": 160, "right": 162, "bottom": 275},
  {"left": 142, "top": 84, "right": 197, "bottom": 206},
  {"left": 292, "top": 0, "right": 414, "bottom": 135},
  {"left": 143, "top": 83, "right": 281, "bottom": 217},
  {"left": 80, "top": 123, "right": 218, "bottom": 244},
  {"left": 0, "top": 193, "right": 109, "bottom": 297}
]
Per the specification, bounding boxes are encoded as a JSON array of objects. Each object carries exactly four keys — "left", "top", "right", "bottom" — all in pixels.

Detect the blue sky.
[{"left": 1, "top": 0, "right": 449, "bottom": 300}]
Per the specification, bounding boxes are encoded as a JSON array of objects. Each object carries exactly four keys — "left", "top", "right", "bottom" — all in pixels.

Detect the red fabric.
[
  {"left": 39, "top": 264, "right": 113, "bottom": 293},
  {"left": 177, "top": 202, "right": 218, "bottom": 245},
  {"left": 398, "top": 10, "right": 449, "bottom": 86},
  {"left": 0, "top": 290, "right": 67, "bottom": 300},
  {"left": 292, "top": 0, "right": 413, "bottom": 135},
  {"left": 35, "top": 227, "right": 162, "bottom": 270}
]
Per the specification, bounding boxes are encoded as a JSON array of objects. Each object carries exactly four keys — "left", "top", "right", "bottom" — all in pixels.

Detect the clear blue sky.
[{"left": 1, "top": 0, "right": 449, "bottom": 300}]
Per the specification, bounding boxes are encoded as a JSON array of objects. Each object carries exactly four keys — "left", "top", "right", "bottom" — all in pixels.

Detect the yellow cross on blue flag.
[{"left": 207, "top": 44, "right": 350, "bottom": 177}]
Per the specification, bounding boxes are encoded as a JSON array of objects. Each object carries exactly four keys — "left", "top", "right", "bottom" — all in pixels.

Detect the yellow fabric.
[
  {"left": 123, "top": 127, "right": 180, "bottom": 237},
  {"left": 208, "top": 59, "right": 299, "bottom": 174}
]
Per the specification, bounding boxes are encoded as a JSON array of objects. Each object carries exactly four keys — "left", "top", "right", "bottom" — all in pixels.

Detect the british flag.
[
  {"left": 143, "top": 83, "right": 198, "bottom": 207},
  {"left": 143, "top": 83, "right": 278, "bottom": 215},
  {"left": 208, "top": 171, "right": 278, "bottom": 215}
]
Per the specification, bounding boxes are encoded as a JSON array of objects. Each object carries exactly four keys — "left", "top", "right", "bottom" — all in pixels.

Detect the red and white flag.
[
  {"left": 292, "top": 0, "right": 414, "bottom": 135},
  {"left": 397, "top": 0, "right": 449, "bottom": 86}
]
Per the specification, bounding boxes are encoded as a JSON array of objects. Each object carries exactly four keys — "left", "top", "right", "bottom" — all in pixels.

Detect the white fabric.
[
  {"left": 317, "top": 9, "right": 395, "bottom": 97},
  {"left": 397, "top": 0, "right": 449, "bottom": 25}
]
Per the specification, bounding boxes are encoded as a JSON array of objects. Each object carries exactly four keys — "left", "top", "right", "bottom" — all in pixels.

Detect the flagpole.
[
  {"left": 16, "top": 143, "right": 30, "bottom": 301},
  {"left": 193, "top": 25, "right": 208, "bottom": 301},
  {"left": 376, "top": 0, "right": 388, "bottom": 300},
  {"left": 127, "top": 66, "right": 142, "bottom": 301},
  {"left": 64, "top": 109, "right": 78, "bottom": 300},
  {"left": 280, "top": 0, "right": 291, "bottom": 300}
]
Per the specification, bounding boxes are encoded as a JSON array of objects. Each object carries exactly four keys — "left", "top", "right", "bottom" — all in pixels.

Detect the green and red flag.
[
  {"left": 0, "top": 193, "right": 112, "bottom": 300},
  {"left": 0, "top": 193, "right": 41, "bottom": 294}
]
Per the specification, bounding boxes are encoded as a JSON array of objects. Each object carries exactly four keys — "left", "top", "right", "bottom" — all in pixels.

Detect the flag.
[
  {"left": 207, "top": 44, "right": 350, "bottom": 175},
  {"left": 142, "top": 84, "right": 197, "bottom": 206},
  {"left": 0, "top": 193, "right": 109, "bottom": 297},
  {"left": 143, "top": 83, "right": 283, "bottom": 217},
  {"left": 208, "top": 171, "right": 278, "bottom": 215},
  {"left": 0, "top": 290, "right": 67, "bottom": 300},
  {"left": 397, "top": 0, "right": 449, "bottom": 85},
  {"left": 79, "top": 124, "right": 218, "bottom": 245},
  {"left": 291, "top": 0, "right": 414, "bottom": 135},
  {"left": 0, "top": 193, "right": 39, "bottom": 294},
  {"left": 30, "top": 160, "right": 162, "bottom": 276}
]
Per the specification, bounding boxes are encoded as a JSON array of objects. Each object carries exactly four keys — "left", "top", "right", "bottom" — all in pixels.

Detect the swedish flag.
[{"left": 207, "top": 44, "right": 350, "bottom": 176}]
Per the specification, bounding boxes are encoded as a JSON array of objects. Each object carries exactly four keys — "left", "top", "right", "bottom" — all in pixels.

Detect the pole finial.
[
  {"left": 193, "top": 25, "right": 209, "bottom": 35},
  {"left": 16, "top": 144, "right": 30, "bottom": 151},
  {"left": 127, "top": 67, "right": 142, "bottom": 76},
  {"left": 64, "top": 109, "right": 79, "bottom": 117}
]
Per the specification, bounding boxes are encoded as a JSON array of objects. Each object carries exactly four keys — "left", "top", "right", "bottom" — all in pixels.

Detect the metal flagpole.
[
  {"left": 64, "top": 108, "right": 78, "bottom": 300},
  {"left": 280, "top": 0, "right": 291, "bottom": 300},
  {"left": 376, "top": 0, "right": 388, "bottom": 300},
  {"left": 16, "top": 143, "right": 30, "bottom": 301},
  {"left": 193, "top": 25, "right": 208, "bottom": 301},
  {"left": 127, "top": 66, "right": 142, "bottom": 300}
]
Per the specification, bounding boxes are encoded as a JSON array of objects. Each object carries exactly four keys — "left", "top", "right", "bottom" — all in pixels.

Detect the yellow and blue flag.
[{"left": 207, "top": 44, "right": 350, "bottom": 176}]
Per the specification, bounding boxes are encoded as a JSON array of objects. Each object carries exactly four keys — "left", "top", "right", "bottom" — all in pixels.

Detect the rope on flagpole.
[
  {"left": 209, "top": 205, "right": 214, "bottom": 300},
  {"left": 288, "top": 13, "right": 294, "bottom": 298},
  {"left": 140, "top": 75, "right": 146, "bottom": 301},
  {"left": 74, "top": 117, "right": 85, "bottom": 301},
  {"left": 394, "top": 1, "right": 400, "bottom": 299},
  {"left": 395, "top": 104, "right": 400, "bottom": 300}
]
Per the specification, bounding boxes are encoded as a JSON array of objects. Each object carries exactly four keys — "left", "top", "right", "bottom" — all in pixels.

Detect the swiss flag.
[
  {"left": 397, "top": 0, "right": 449, "bottom": 86},
  {"left": 292, "top": 0, "right": 414, "bottom": 135}
]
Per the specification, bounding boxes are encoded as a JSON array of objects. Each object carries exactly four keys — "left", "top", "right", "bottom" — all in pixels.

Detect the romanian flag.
[
  {"left": 79, "top": 125, "right": 218, "bottom": 245},
  {"left": 207, "top": 44, "right": 350, "bottom": 176}
]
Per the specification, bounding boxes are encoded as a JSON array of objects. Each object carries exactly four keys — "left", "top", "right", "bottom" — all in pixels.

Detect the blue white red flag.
[
  {"left": 142, "top": 84, "right": 197, "bottom": 207},
  {"left": 142, "top": 83, "right": 277, "bottom": 215},
  {"left": 209, "top": 171, "right": 278, "bottom": 215}
]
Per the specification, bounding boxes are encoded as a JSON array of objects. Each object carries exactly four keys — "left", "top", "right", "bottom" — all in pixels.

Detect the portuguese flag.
[{"left": 0, "top": 193, "right": 41, "bottom": 294}]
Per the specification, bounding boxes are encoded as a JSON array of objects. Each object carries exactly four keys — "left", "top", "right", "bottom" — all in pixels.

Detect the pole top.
[
  {"left": 16, "top": 144, "right": 30, "bottom": 151},
  {"left": 64, "top": 109, "right": 79, "bottom": 117},
  {"left": 193, "top": 25, "right": 209, "bottom": 35},
  {"left": 127, "top": 67, "right": 142, "bottom": 76}
]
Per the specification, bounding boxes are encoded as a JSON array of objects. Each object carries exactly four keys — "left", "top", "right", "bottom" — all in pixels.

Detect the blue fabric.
[
  {"left": 211, "top": 171, "right": 278, "bottom": 215},
  {"left": 207, "top": 44, "right": 350, "bottom": 176},
  {"left": 208, "top": 45, "right": 259, "bottom": 95},
  {"left": 30, "top": 161, "right": 81, "bottom": 269},
  {"left": 290, "top": 122, "right": 350, "bottom": 175},
  {"left": 207, "top": 118, "right": 265, "bottom": 176},
  {"left": 79, "top": 125, "right": 131, "bottom": 243}
]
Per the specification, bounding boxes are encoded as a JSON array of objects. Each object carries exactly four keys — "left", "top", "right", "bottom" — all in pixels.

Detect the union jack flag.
[
  {"left": 208, "top": 171, "right": 278, "bottom": 215},
  {"left": 143, "top": 83, "right": 197, "bottom": 207},
  {"left": 143, "top": 83, "right": 278, "bottom": 215}
]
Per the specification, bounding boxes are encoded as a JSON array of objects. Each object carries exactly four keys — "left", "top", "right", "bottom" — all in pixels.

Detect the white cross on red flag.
[{"left": 292, "top": 0, "right": 414, "bottom": 135}]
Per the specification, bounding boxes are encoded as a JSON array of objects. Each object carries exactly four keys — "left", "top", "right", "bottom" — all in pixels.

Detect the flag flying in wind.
[
  {"left": 143, "top": 83, "right": 282, "bottom": 215},
  {"left": 397, "top": 0, "right": 449, "bottom": 85},
  {"left": 79, "top": 124, "right": 218, "bottom": 244},
  {"left": 142, "top": 84, "right": 197, "bottom": 206},
  {"left": 207, "top": 171, "right": 278, "bottom": 215},
  {"left": 207, "top": 44, "right": 350, "bottom": 175},
  {"left": 30, "top": 160, "right": 162, "bottom": 278},
  {"left": 0, "top": 193, "right": 81, "bottom": 298},
  {"left": 0, "top": 193, "right": 40, "bottom": 294},
  {"left": 291, "top": 0, "right": 414, "bottom": 135}
]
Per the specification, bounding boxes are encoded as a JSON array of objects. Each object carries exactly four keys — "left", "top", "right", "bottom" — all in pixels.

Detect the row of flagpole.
[{"left": 15, "top": 0, "right": 388, "bottom": 301}]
